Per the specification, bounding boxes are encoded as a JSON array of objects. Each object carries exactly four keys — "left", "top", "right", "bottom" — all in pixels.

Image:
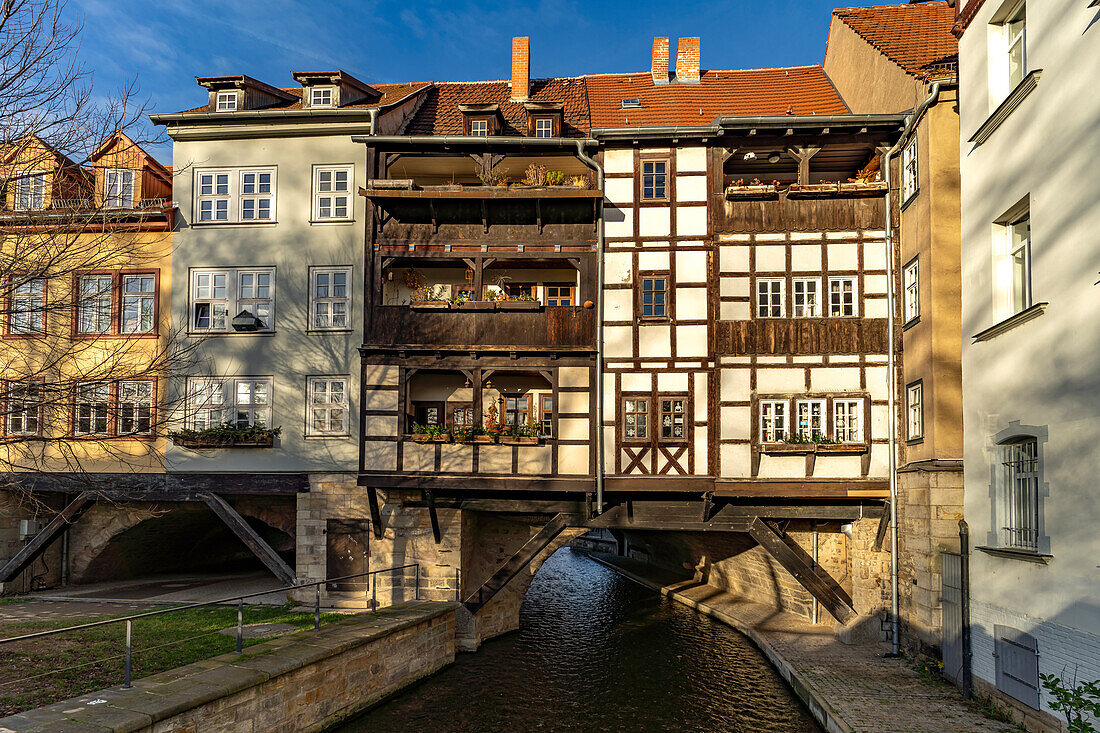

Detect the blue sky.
[{"left": 68, "top": 0, "right": 906, "bottom": 163}]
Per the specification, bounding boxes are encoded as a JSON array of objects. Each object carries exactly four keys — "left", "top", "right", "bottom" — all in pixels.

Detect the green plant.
[
  {"left": 450, "top": 289, "right": 473, "bottom": 305},
  {"left": 568, "top": 174, "right": 592, "bottom": 189},
  {"left": 169, "top": 423, "right": 281, "bottom": 444},
  {"left": 413, "top": 284, "right": 446, "bottom": 302},
  {"left": 505, "top": 289, "right": 537, "bottom": 302},
  {"left": 782, "top": 432, "right": 815, "bottom": 444},
  {"left": 1041, "top": 669, "right": 1100, "bottom": 733},
  {"left": 484, "top": 404, "right": 502, "bottom": 437},
  {"left": 477, "top": 167, "right": 508, "bottom": 186},
  {"left": 523, "top": 163, "right": 547, "bottom": 186},
  {"left": 545, "top": 170, "right": 566, "bottom": 186},
  {"left": 453, "top": 423, "right": 488, "bottom": 442},
  {"left": 411, "top": 422, "right": 448, "bottom": 439}
]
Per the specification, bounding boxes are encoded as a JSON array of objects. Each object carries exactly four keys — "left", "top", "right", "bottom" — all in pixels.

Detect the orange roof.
[
  {"left": 404, "top": 77, "right": 591, "bottom": 136},
  {"left": 832, "top": 3, "right": 958, "bottom": 78},
  {"left": 176, "top": 81, "right": 430, "bottom": 114},
  {"left": 584, "top": 66, "right": 849, "bottom": 129}
]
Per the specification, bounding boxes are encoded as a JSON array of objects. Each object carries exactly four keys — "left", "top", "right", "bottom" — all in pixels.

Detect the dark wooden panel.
[
  {"left": 717, "top": 193, "right": 886, "bottom": 233},
  {"left": 715, "top": 318, "right": 890, "bottom": 355},
  {"left": 366, "top": 306, "right": 595, "bottom": 349}
]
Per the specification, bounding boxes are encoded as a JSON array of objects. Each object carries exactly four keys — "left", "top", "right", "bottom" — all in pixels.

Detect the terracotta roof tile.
[
  {"left": 584, "top": 66, "right": 849, "bottom": 129},
  {"left": 174, "top": 81, "right": 430, "bottom": 115},
  {"left": 833, "top": 2, "right": 958, "bottom": 78},
  {"left": 404, "top": 77, "right": 591, "bottom": 136}
]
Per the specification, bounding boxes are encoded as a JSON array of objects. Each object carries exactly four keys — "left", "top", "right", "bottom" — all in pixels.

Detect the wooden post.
[{"left": 787, "top": 146, "right": 821, "bottom": 184}]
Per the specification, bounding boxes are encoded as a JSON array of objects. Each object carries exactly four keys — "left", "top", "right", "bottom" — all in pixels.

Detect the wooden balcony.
[
  {"left": 366, "top": 305, "right": 595, "bottom": 351},
  {"left": 718, "top": 190, "right": 887, "bottom": 233}
]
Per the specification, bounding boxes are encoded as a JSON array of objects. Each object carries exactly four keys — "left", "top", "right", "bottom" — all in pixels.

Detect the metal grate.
[{"left": 1000, "top": 439, "right": 1039, "bottom": 550}]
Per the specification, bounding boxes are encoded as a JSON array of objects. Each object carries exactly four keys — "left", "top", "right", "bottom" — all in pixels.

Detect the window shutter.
[{"left": 994, "top": 625, "right": 1040, "bottom": 709}]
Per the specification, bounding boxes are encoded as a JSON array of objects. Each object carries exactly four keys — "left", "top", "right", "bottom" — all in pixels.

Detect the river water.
[{"left": 339, "top": 548, "right": 822, "bottom": 732}]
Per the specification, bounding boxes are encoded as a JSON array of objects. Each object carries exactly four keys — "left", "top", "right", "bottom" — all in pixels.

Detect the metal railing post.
[
  {"left": 314, "top": 585, "right": 321, "bottom": 631},
  {"left": 123, "top": 620, "right": 132, "bottom": 689},
  {"left": 415, "top": 564, "right": 420, "bottom": 601},
  {"left": 372, "top": 572, "right": 378, "bottom": 612},
  {"left": 236, "top": 599, "right": 244, "bottom": 654},
  {"left": 455, "top": 567, "right": 460, "bottom": 601}
]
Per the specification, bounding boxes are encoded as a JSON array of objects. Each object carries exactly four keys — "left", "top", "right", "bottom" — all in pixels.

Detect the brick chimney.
[
  {"left": 511, "top": 37, "right": 530, "bottom": 101},
  {"left": 651, "top": 37, "right": 670, "bottom": 85},
  {"left": 675, "top": 37, "right": 700, "bottom": 83}
]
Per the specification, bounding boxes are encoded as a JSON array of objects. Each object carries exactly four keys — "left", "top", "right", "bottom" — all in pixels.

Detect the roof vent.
[{"left": 621, "top": 98, "right": 641, "bottom": 109}]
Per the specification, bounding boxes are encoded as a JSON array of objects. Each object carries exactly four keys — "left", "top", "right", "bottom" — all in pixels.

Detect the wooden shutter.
[{"left": 994, "top": 625, "right": 1040, "bottom": 709}]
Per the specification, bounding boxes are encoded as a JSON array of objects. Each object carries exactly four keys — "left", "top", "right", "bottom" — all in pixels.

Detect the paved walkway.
[
  {"left": 0, "top": 600, "right": 150, "bottom": 628},
  {"left": 588, "top": 553, "right": 1013, "bottom": 733},
  {"left": 23, "top": 571, "right": 289, "bottom": 606}
]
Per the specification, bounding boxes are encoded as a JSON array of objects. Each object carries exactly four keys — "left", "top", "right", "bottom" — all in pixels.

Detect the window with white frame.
[
  {"left": 907, "top": 381, "right": 923, "bottom": 441},
  {"left": 74, "top": 382, "right": 109, "bottom": 435},
  {"left": 470, "top": 119, "right": 488, "bottom": 137},
  {"left": 233, "top": 379, "right": 270, "bottom": 427},
  {"left": 829, "top": 277, "right": 856, "bottom": 317},
  {"left": 6, "top": 382, "right": 41, "bottom": 436},
  {"left": 186, "top": 377, "right": 272, "bottom": 430},
  {"left": 117, "top": 381, "right": 153, "bottom": 435},
  {"left": 760, "top": 400, "right": 787, "bottom": 442},
  {"left": 104, "top": 169, "right": 134, "bottom": 208},
  {"left": 188, "top": 379, "right": 225, "bottom": 430},
  {"left": 999, "top": 437, "right": 1039, "bottom": 550},
  {"left": 624, "top": 398, "right": 648, "bottom": 440},
  {"left": 190, "top": 268, "right": 275, "bottom": 332},
  {"left": 1003, "top": 2, "right": 1026, "bottom": 92},
  {"left": 77, "top": 275, "right": 113, "bottom": 334},
  {"left": 792, "top": 278, "right": 820, "bottom": 317},
  {"left": 313, "top": 166, "right": 351, "bottom": 221},
  {"left": 834, "top": 399, "right": 862, "bottom": 443},
  {"left": 903, "top": 257, "right": 920, "bottom": 323},
  {"left": 194, "top": 168, "right": 276, "bottom": 223},
  {"left": 310, "top": 87, "right": 334, "bottom": 107},
  {"left": 307, "top": 376, "right": 348, "bottom": 436},
  {"left": 757, "top": 278, "right": 784, "bottom": 318},
  {"left": 310, "top": 267, "right": 350, "bottom": 330},
  {"left": 534, "top": 118, "right": 553, "bottom": 138},
  {"left": 10, "top": 278, "right": 45, "bottom": 334},
  {"left": 121, "top": 274, "right": 156, "bottom": 334},
  {"left": 1008, "top": 212, "right": 1031, "bottom": 315},
  {"left": 901, "top": 138, "right": 918, "bottom": 203},
  {"left": 795, "top": 399, "right": 825, "bottom": 441},
  {"left": 216, "top": 91, "right": 238, "bottom": 111},
  {"left": 14, "top": 172, "right": 47, "bottom": 210}
]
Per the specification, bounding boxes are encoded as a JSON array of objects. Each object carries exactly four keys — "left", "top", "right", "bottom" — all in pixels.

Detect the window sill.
[
  {"left": 306, "top": 328, "right": 354, "bottom": 335},
  {"left": 975, "top": 546, "right": 1052, "bottom": 564},
  {"left": 187, "top": 330, "right": 277, "bottom": 337},
  {"left": 970, "top": 69, "right": 1042, "bottom": 147},
  {"left": 900, "top": 190, "right": 919, "bottom": 212},
  {"left": 972, "top": 302, "right": 1047, "bottom": 342},
  {"left": 905, "top": 437, "right": 925, "bottom": 446},
  {"left": 308, "top": 219, "right": 355, "bottom": 225},
  {"left": 902, "top": 316, "right": 921, "bottom": 332},
  {"left": 304, "top": 433, "right": 351, "bottom": 440},
  {"left": 190, "top": 220, "right": 279, "bottom": 227}
]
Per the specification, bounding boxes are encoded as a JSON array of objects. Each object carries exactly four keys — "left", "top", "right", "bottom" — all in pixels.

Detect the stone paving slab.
[{"left": 590, "top": 554, "right": 1014, "bottom": 733}]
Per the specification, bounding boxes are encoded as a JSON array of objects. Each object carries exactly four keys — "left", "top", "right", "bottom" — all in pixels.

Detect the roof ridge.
[
  {"left": 833, "top": 1, "right": 947, "bottom": 13},
  {"left": 586, "top": 64, "right": 826, "bottom": 79}
]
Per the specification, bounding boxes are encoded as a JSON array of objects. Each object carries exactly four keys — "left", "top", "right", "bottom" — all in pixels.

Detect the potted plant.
[
  {"left": 169, "top": 423, "right": 281, "bottom": 448},
  {"left": 406, "top": 422, "right": 450, "bottom": 443},
  {"left": 410, "top": 285, "right": 450, "bottom": 310},
  {"left": 545, "top": 170, "right": 566, "bottom": 186},
  {"left": 454, "top": 423, "right": 493, "bottom": 444},
  {"left": 499, "top": 416, "right": 539, "bottom": 446},
  {"left": 498, "top": 289, "right": 541, "bottom": 311}
]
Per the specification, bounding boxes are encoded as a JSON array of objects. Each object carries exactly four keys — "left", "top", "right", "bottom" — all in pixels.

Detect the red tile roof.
[
  {"left": 404, "top": 77, "right": 591, "bottom": 136},
  {"left": 176, "top": 81, "right": 430, "bottom": 114},
  {"left": 833, "top": 2, "right": 958, "bottom": 78},
  {"left": 584, "top": 66, "right": 849, "bottom": 130}
]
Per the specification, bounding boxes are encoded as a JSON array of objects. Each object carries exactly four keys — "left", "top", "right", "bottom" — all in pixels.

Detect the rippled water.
[{"left": 339, "top": 548, "right": 822, "bottom": 733}]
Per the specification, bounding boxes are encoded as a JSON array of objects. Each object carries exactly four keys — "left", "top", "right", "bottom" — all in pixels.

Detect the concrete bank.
[
  {"left": 584, "top": 552, "right": 1012, "bottom": 733},
  {"left": 0, "top": 601, "right": 457, "bottom": 733}
]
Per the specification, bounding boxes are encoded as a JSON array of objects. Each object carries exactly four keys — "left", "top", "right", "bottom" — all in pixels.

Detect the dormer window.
[
  {"left": 470, "top": 119, "right": 489, "bottom": 137},
  {"left": 621, "top": 99, "right": 642, "bottom": 109},
  {"left": 14, "top": 173, "right": 47, "bottom": 210},
  {"left": 216, "top": 92, "right": 238, "bottom": 111},
  {"left": 534, "top": 118, "right": 553, "bottom": 138},
  {"left": 104, "top": 169, "right": 134, "bottom": 208},
  {"left": 311, "top": 87, "right": 334, "bottom": 108}
]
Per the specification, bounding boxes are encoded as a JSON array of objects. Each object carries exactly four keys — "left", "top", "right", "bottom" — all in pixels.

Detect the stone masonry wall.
[{"left": 0, "top": 490, "right": 64, "bottom": 595}]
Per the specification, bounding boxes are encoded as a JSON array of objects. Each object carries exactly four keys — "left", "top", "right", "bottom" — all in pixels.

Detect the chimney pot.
[
  {"left": 651, "top": 37, "right": 670, "bottom": 85},
  {"left": 511, "top": 37, "right": 530, "bottom": 101},
  {"left": 675, "top": 37, "right": 701, "bottom": 83}
]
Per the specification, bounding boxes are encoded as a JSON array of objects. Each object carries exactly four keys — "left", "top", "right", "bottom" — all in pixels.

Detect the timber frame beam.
[{"left": 200, "top": 493, "right": 297, "bottom": 586}]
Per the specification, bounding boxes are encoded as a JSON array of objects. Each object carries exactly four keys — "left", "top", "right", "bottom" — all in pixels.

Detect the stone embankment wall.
[{"left": 0, "top": 601, "right": 457, "bottom": 732}]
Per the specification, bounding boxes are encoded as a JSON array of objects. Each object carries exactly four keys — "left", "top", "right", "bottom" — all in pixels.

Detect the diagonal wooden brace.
[
  {"left": 0, "top": 492, "right": 94, "bottom": 583},
  {"left": 200, "top": 493, "right": 296, "bottom": 586}
]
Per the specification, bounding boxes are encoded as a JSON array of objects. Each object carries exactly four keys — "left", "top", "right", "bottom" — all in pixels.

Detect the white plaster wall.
[{"left": 959, "top": 0, "right": 1100, "bottom": 645}]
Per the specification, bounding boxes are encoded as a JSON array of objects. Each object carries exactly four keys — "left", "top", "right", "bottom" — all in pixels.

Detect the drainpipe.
[
  {"left": 575, "top": 140, "right": 606, "bottom": 514},
  {"left": 812, "top": 524, "right": 819, "bottom": 625},
  {"left": 882, "top": 81, "right": 941, "bottom": 657}
]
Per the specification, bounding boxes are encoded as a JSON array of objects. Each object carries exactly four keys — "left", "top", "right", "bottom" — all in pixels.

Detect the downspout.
[
  {"left": 882, "top": 81, "right": 941, "bottom": 657},
  {"left": 575, "top": 140, "right": 605, "bottom": 514}
]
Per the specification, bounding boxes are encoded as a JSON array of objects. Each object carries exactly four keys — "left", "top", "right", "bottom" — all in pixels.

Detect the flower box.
[
  {"left": 496, "top": 301, "right": 541, "bottom": 311},
  {"left": 410, "top": 301, "right": 450, "bottom": 311},
  {"left": 725, "top": 184, "right": 779, "bottom": 200},
  {"left": 458, "top": 300, "right": 495, "bottom": 311},
  {"left": 814, "top": 442, "right": 868, "bottom": 455},
  {"left": 404, "top": 433, "right": 451, "bottom": 443},
  {"left": 786, "top": 182, "right": 888, "bottom": 199},
  {"left": 761, "top": 442, "right": 814, "bottom": 455},
  {"left": 761, "top": 442, "right": 867, "bottom": 455},
  {"left": 498, "top": 436, "right": 539, "bottom": 446},
  {"left": 171, "top": 435, "right": 274, "bottom": 449},
  {"left": 456, "top": 434, "right": 495, "bottom": 444}
]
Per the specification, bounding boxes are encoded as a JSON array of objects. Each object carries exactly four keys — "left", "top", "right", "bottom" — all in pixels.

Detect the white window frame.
[
  {"left": 828, "top": 277, "right": 857, "bottom": 317},
  {"left": 759, "top": 399, "right": 788, "bottom": 443},
  {"left": 77, "top": 274, "right": 114, "bottom": 334},
  {"left": 1008, "top": 212, "right": 1031, "bottom": 315},
  {"left": 216, "top": 91, "right": 238, "bottom": 111},
  {"left": 999, "top": 438, "right": 1039, "bottom": 551},
  {"left": 187, "top": 378, "right": 225, "bottom": 430},
  {"left": 534, "top": 118, "right": 553, "bottom": 138},
  {"left": 189, "top": 267, "right": 275, "bottom": 333},
  {"left": 833, "top": 399, "right": 863, "bottom": 443},
  {"left": 1003, "top": 2, "right": 1026, "bottom": 92},
  {"left": 6, "top": 381, "right": 41, "bottom": 436},
  {"left": 310, "top": 86, "right": 335, "bottom": 108},
  {"left": 11, "top": 277, "right": 45, "bottom": 334},
  {"left": 194, "top": 167, "right": 277, "bottom": 224},
  {"left": 233, "top": 378, "right": 271, "bottom": 427},
  {"left": 307, "top": 376, "right": 349, "bottom": 436},
  {"left": 121, "top": 274, "right": 156, "bottom": 334},
  {"left": 309, "top": 266, "right": 351, "bottom": 331},
  {"left": 104, "top": 169, "right": 134, "bottom": 208},
  {"left": 186, "top": 376, "right": 273, "bottom": 430},
  {"left": 792, "top": 278, "right": 820, "bottom": 318},
  {"left": 312, "top": 165, "right": 352, "bottom": 222},
  {"left": 756, "top": 278, "right": 785, "bottom": 318},
  {"left": 907, "top": 382, "right": 924, "bottom": 441},
  {"left": 795, "top": 399, "right": 826, "bottom": 441},
  {"left": 117, "top": 380, "right": 154, "bottom": 436},
  {"left": 901, "top": 138, "right": 918, "bottom": 203},
  {"left": 469, "top": 119, "right": 488, "bottom": 137},
  {"left": 74, "top": 382, "right": 110, "bottom": 436},
  {"left": 903, "top": 257, "right": 920, "bottom": 323},
  {"left": 14, "top": 172, "right": 47, "bottom": 211}
]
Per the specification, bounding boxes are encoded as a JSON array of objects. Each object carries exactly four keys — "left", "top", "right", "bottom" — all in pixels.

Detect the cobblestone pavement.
[{"left": 593, "top": 555, "right": 1014, "bottom": 733}]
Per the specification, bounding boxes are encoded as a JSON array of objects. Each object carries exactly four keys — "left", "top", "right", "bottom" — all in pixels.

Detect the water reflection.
[{"left": 340, "top": 548, "right": 821, "bottom": 732}]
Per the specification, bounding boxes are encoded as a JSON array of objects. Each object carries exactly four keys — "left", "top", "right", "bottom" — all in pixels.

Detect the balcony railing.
[{"left": 367, "top": 305, "right": 595, "bottom": 350}]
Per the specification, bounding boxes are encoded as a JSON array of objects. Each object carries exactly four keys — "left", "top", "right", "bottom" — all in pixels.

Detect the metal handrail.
[{"left": 0, "top": 562, "right": 421, "bottom": 689}]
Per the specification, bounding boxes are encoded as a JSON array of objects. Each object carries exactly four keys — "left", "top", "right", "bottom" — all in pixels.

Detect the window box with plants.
[
  {"left": 410, "top": 285, "right": 450, "bottom": 310},
  {"left": 170, "top": 424, "right": 280, "bottom": 448},
  {"left": 497, "top": 418, "right": 540, "bottom": 446},
  {"left": 786, "top": 181, "right": 888, "bottom": 199},
  {"left": 453, "top": 424, "right": 494, "bottom": 444},
  {"left": 761, "top": 435, "right": 866, "bottom": 455},
  {"left": 725, "top": 179, "right": 780, "bottom": 200},
  {"left": 405, "top": 423, "right": 450, "bottom": 443}
]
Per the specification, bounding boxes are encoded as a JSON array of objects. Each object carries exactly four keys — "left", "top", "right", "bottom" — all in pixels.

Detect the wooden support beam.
[
  {"left": 200, "top": 493, "right": 296, "bottom": 586},
  {"left": 873, "top": 501, "right": 890, "bottom": 552},
  {"left": 367, "top": 487, "right": 384, "bottom": 539},
  {"left": 0, "top": 492, "right": 93, "bottom": 583},
  {"left": 787, "top": 145, "right": 822, "bottom": 184},
  {"left": 463, "top": 512, "right": 577, "bottom": 613},
  {"left": 425, "top": 489, "right": 441, "bottom": 544},
  {"left": 747, "top": 516, "right": 856, "bottom": 624}
]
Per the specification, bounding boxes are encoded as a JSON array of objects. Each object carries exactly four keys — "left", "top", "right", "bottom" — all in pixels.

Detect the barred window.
[{"left": 1000, "top": 439, "right": 1039, "bottom": 551}]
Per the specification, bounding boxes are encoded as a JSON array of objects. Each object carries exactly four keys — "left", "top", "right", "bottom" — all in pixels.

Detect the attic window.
[
  {"left": 621, "top": 99, "right": 641, "bottom": 109},
  {"left": 470, "top": 119, "right": 489, "bottom": 137},
  {"left": 216, "top": 92, "right": 237, "bottom": 112},
  {"left": 311, "top": 87, "right": 334, "bottom": 108}
]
